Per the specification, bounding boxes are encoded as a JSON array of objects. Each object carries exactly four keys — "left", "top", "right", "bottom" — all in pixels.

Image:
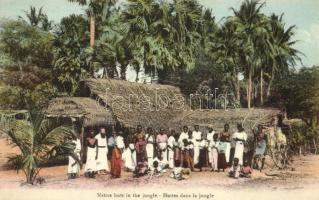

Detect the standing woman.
[
  {"left": 145, "top": 127, "right": 155, "bottom": 168},
  {"left": 220, "top": 124, "right": 231, "bottom": 164},
  {"left": 232, "top": 123, "right": 247, "bottom": 166},
  {"left": 134, "top": 134, "right": 148, "bottom": 177},
  {"left": 85, "top": 130, "right": 98, "bottom": 178}
]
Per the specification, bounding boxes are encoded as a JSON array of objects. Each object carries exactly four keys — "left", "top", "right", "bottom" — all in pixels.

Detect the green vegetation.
[{"left": 1, "top": 113, "right": 75, "bottom": 184}]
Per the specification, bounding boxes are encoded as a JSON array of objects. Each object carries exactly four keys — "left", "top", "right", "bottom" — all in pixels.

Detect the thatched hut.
[
  {"left": 45, "top": 79, "right": 280, "bottom": 134},
  {"left": 82, "top": 78, "right": 187, "bottom": 129},
  {"left": 45, "top": 97, "right": 115, "bottom": 128}
]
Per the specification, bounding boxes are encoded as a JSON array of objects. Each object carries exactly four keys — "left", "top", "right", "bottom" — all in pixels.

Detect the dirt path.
[{"left": 1, "top": 154, "right": 319, "bottom": 190}]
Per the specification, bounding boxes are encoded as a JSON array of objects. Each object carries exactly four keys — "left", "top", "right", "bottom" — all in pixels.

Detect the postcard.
[{"left": 0, "top": 0, "right": 318, "bottom": 200}]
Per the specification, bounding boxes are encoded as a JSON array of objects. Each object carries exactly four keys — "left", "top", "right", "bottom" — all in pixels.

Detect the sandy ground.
[{"left": 1, "top": 137, "right": 319, "bottom": 200}]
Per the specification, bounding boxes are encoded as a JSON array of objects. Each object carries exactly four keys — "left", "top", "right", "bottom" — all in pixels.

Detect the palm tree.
[
  {"left": 23, "top": 6, "right": 45, "bottom": 27},
  {"left": 230, "top": 0, "right": 266, "bottom": 108},
  {"left": 264, "top": 13, "right": 303, "bottom": 98},
  {"left": 67, "top": 0, "right": 118, "bottom": 76},
  {"left": 0, "top": 112, "right": 76, "bottom": 184}
]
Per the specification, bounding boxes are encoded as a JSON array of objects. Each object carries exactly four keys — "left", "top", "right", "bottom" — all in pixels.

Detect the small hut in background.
[{"left": 45, "top": 97, "right": 115, "bottom": 130}]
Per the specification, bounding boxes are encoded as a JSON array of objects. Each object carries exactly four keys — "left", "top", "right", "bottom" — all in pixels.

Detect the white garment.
[
  {"left": 209, "top": 140, "right": 219, "bottom": 170},
  {"left": 85, "top": 145, "right": 97, "bottom": 172},
  {"left": 200, "top": 139, "right": 208, "bottom": 149},
  {"left": 68, "top": 139, "right": 81, "bottom": 174},
  {"left": 153, "top": 156, "right": 168, "bottom": 171},
  {"left": 232, "top": 131, "right": 247, "bottom": 165},
  {"left": 207, "top": 131, "right": 215, "bottom": 143},
  {"left": 125, "top": 143, "right": 136, "bottom": 171},
  {"left": 167, "top": 136, "right": 176, "bottom": 168},
  {"left": 225, "top": 142, "right": 231, "bottom": 163},
  {"left": 95, "top": 134, "right": 109, "bottom": 171},
  {"left": 146, "top": 134, "right": 155, "bottom": 168},
  {"left": 178, "top": 132, "right": 189, "bottom": 147},
  {"left": 192, "top": 131, "right": 202, "bottom": 164},
  {"left": 158, "top": 142, "right": 168, "bottom": 162},
  {"left": 115, "top": 135, "right": 125, "bottom": 149}
]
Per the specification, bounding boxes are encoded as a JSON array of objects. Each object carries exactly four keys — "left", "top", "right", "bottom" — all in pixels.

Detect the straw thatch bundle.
[
  {"left": 84, "top": 78, "right": 187, "bottom": 129},
  {"left": 45, "top": 97, "right": 114, "bottom": 127},
  {"left": 171, "top": 108, "right": 280, "bottom": 135}
]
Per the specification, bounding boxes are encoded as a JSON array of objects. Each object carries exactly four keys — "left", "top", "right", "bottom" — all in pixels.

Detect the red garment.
[{"left": 111, "top": 148, "right": 122, "bottom": 178}]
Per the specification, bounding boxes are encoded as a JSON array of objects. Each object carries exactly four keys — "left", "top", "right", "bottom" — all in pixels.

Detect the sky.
[{"left": 0, "top": 0, "right": 318, "bottom": 68}]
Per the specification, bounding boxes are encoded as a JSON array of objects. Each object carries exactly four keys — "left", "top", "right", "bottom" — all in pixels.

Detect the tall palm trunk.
[
  {"left": 266, "top": 66, "right": 275, "bottom": 98},
  {"left": 89, "top": 14, "right": 95, "bottom": 77},
  {"left": 236, "top": 74, "right": 240, "bottom": 102},
  {"left": 247, "top": 67, "right": 252, "bottom": 109},
  {"left": 260, "top": 69, "right": 263, "bottom": 105}
]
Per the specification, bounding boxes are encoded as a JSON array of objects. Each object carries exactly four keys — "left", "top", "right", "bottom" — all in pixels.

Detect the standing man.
[
  {"left": 167, "top": 129, "right": 177, "bottom": 169},
  {"left": 206, "top": 126, "right": 215, "bottom": 167},
  {"left": 68, "top": 133, "right": 82, "bottom": 179},
  {"left": 156, "top": 128, "right": 168, "bottom": 163},
  {"left": 220, "top": 124, "right": 231, "bottom": 164},
  {"left": 232, "top": 123, "right": 247, "bottom": 166},
  {"left": 85, "top": 129, "right": 98, "bottom": 178},
  {"left": 145, "top": 127, "right": 155, "bottom": 168},
  {"left": 95, "top": 127, "right": 109, "bottom": 173},
  {"left": 192, "top": 125, "right": 202, "bottom": 166}
]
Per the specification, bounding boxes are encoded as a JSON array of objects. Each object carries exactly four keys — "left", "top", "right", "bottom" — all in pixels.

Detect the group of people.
[{"left": 68, "top": 121, "right": 270, "bottom": 180}]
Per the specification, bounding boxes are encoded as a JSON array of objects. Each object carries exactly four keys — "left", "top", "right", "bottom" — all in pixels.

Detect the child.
[
  {"left": 149, "top": 160, "right": 162, "bottom": 178},
  {"left": 229, "top": 158, "right": 240, "bottom": 179},
  {"left": 170, "top": 160, "right": 183, "bottom": 180},
  {"left": 240, "top": 160, "right": 253, "bottom": 178},
  {"left": 210, "top": 133, "right": 219, "bottom": 172}
]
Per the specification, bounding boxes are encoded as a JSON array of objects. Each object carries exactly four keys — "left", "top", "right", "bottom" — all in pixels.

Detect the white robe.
[
  {"left": 68, "top": 139, "right": 81, "bottom": 174},
  {"left": 225, "top": 142, "right": 231, "bottom": 163},
  {"left": 232, "top": 131, "right": 247, "bottom": 165},
  {"left": 95, "top": 134, "right": 109, "bottom": 171},
  {"left": 123, "top": 144, "right": 136, "bottom": 171},
  {"left": 192, "top": 131, "right": 202, "bottom": 165},
  {"left": 115, "top": 136, "right": 125, "bottom": 149},
  {"left": 207, "top": 131, "right": 215, "bottom": 164},
  {"left": 167, "top": 136, "right": 176, "bottom": 168},
  {"left": 209, "top": 140, "right": 219, "bottom": 170},
  {"left": 158, "top": 143, "right": 168, "bottom": 162},
  {"left": 145, "top": 134, "right": 155, "bottom": 167},
  {"left": 85, "top": 145, "right": 97, "bottom": 172}
]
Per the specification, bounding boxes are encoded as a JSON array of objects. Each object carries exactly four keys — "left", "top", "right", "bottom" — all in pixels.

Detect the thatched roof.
[
  {"left": 171, "top": 108, "right": 280, "bottom": 135},
  {"left": 45, "top": 97, "right": 114, "bottom": 127},
  {"left": 84, "top": 78, "right": 187, "bottom": 129}
]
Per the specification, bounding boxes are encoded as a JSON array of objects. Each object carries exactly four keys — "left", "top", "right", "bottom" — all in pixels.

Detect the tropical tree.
[
  {"left": 0, "top": 113, "right": 76, "bottom": 184},
  {"left": 67, "top": 0, "right": 118, "bottom": 76},
  {"left": 264, "top": 13, "right": 302, "bottom": 99},
  {"left": 230, "top": 0, "right": 267, "bottom": 109},
  {"left": 53, "top": 14, "right": 91, "bottom": 94}
]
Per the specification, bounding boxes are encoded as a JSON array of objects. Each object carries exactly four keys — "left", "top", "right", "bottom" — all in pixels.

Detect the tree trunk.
[
  {"left": 247, "top": 68, "right": 252, "bottom": 109},
  {"left": 236, "top": 73, "right": 240, "bottom": 102},
  {"left": 266, "top": 66, "right": 275, "bottom": 98},
  {"left": 260, "top": 69, "right": 263, "bottom": 105},
  {"left": 89, "top": 14, "right": 95, "bottom": 77}
]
